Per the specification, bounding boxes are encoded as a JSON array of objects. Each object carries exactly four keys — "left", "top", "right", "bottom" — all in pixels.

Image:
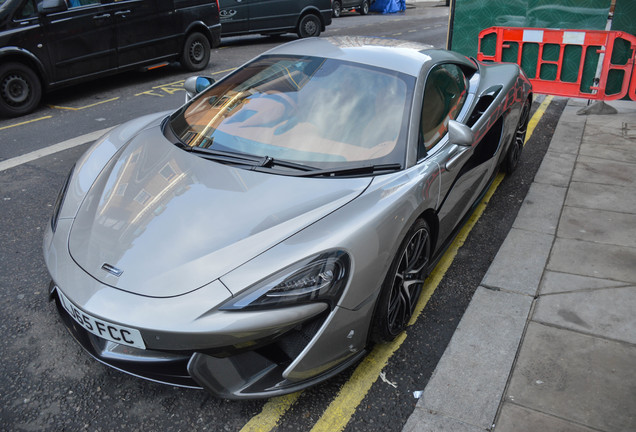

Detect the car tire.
[
  {"left": 0, "top": 62, "right": 42, "bottom": 118},
  {"left": 333, "top": 0, "right": 342, "bottom": 17},
  {"left": 297, "top": 14, "right": 321, "bottom": 38},
  {"left": 503, "top": 99, "right": 530, "bottom": 174},
  {"left": 370, "top": 219, "right": 431, "bottom": 343},
  {"left": 181, "top": 32, "right": 211, "bottom": 72},
  {"left": 358, "top": 0, "right": 370, "bottom": 15}
]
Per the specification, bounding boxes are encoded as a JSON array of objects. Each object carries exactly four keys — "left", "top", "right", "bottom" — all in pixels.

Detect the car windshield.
[{"left": 169, "top": 55, "right": 415, "bottom": 170}]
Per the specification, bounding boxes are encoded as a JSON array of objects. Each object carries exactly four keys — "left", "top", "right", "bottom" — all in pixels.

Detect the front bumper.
[{"left": 52, "top": 285, "right": 366, "bottom": 398}]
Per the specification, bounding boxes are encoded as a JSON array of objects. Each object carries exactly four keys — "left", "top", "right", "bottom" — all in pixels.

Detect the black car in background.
[
  {"left": 219, "top": 0, "right": 331, "bottom": 38},
  {"left": 0, "top": 0, "right": 221, "bottom": 117}
]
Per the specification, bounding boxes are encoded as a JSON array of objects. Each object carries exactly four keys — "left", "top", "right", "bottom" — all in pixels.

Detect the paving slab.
[
  {"left": 572, "top": 155, "right": 636, "bottom": 187},
  {"left": 601, "top": 99, "right": 636, "bottom": 112},
  {"left": 504, "top": 322, "right": 636, "bottom": 432},
  {"left": 557, "top": 206, "right": 636, "bottom": 248},
  {"left": 402, "top": 409, "right": 483, "bottom": 432},
  {"left": 580, "top": 135, "right": 636, "bottom": 164},
  {"left": 481, "top": 228, "right": 553, "bottom": 295},
  {"left": 547, "top": 238, "right": 636, "bottom": 283},
  {"left": 533, "top": 151, "right": 577, "bottom": 187},
  {"left": 539, "top": 271, "right": 629, "bottom": 295},
  {"left": 545, "top": 105, "right": 585, "bottom": 155},
  {"left": 496, "top": 403, "right": 599, "bottom": 432},
  {"left": 513, "top": 182, "right": 566, "bottom": 235},
  {"left": 565, "top": 181, "right": 636, "bottom": 214},
  {"left": 414, "top": 287, "right": 532, "bottom": 430},
  {"left": 533, "top": 286, "right": 636, "bottom": 344}
]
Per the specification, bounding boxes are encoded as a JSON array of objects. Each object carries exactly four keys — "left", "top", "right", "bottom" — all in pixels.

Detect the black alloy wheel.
[
  {"left": 0, "top": 62, "right": 42, "bottom": 118},
  {"left": 181, "top": 32, "right": 211, "bottom": 72},
  {"left": 503, "top": 99, "right": 530, "bottom": 174},
  {"left": 297, "top": 14, "right": 321, "bottom": 38},
  {"left": 333, "top": 0, "right": 342, "bottom": 17},
  {"left": 371, "top": 219, "right": 431, "bottom": 343}
]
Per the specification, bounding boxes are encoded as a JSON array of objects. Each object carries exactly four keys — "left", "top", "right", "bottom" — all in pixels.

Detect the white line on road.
[{"left": 0, "top": 127, "right": 114, "bottom": 173}]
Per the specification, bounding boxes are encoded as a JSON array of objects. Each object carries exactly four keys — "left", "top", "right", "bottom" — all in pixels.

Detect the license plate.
[{"left": 57, "top": 288, "right": 146, "bottom": 349}]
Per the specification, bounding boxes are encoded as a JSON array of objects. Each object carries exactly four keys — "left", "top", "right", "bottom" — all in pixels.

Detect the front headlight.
[
  {"left": 51, "top": 165, "right": 75, "bottom": 233},
  {"left": 220, "top": 251, "right": 350, "bottom": 311}
]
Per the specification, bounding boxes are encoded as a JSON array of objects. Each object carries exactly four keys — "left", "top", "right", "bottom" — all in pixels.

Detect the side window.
[
  {"left": 418, "top": 64, "right": 468, "bottom": 159},
  {"left": 16, "top": 0, "right": 38, "bottom": 19},
  {"left": 67, "top": 0, "right": 100, "bottom": 8}
]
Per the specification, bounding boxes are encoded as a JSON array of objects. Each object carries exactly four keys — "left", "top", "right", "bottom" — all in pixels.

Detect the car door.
[
  {"left": 419, "top": 63, "right": 491, "bottom": 244},
  {"left": 41, "top": 0, "right": 117, "bottom": 83},
  {"left": 104, "top": 0, "right": 178, "bottom": 68},
  {"left": 219, "top": 0, "right": 250, "bottom": 34}
]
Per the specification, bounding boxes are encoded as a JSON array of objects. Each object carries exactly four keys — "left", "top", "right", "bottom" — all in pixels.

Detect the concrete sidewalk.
[{"left": 403, "top": 98, "right": 636, "bottom": 432}]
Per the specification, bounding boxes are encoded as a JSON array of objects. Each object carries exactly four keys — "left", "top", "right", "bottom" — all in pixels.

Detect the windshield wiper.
[
  {"left": 295, "top": 163, "right": 402, "bottom": 178},
  {"left": 179, "top": 145, "right": 264, "bottom": 165},
  {"left": 178, "top": 145, "right": 318, "bottom": 172},
  {"left": 252, "top": 156, "right": 317, "bottom": 172}
]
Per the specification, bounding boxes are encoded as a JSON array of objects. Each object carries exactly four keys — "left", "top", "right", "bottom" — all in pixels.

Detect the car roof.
[{"left": 263, "top": 36, "right": 438, "bottom": 77}]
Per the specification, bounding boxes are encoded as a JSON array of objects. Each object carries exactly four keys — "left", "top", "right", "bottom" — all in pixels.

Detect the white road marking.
[{"left": 0, "top": 127, "right": 114, "bottom": 173}]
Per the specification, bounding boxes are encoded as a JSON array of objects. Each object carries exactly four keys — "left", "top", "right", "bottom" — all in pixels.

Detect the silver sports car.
[{"left": 44, "top": 37, "right": 531, "bottom": 399}]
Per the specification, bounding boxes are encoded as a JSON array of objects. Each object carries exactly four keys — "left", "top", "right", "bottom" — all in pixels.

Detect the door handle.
[
  {"left": 93, "top": 13, "right": 111, "bottom": 20},
  {"left": 114, "top": 10, "right": 131, "bottom": 17}
]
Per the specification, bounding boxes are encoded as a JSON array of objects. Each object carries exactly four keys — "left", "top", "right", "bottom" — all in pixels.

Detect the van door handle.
[
  {"left": 115, "top": 10, "right": 131, "bottom": 17},
  {"left": 93, "top": 13, "right": 111, "bottom": 20}
]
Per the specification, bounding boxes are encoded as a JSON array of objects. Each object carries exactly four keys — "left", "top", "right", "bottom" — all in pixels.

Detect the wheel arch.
[
  {"left": 0, "top": 48, "right": 49, "bottom": 90},
  {"left": 417, "top": 208, "right": 439, "bottom": 258},
  {"left": 298, "top": 7, "right": 326, "bottom": 30},
  {"left": 183, "top": 21, "right": 217, "bottom": 48}
]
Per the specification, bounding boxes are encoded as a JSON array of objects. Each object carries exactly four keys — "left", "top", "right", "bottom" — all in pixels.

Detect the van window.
[
  {"left": 68, "top": 0, "right": 100, "bottom": 8},
  {"left": 17, "top": 0, "right": 38, "bottom": 19}
]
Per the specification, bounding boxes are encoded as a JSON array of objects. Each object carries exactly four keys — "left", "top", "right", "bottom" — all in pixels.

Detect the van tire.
[
  {"left": 333, "top": 1, "right": 342, "bottom": 17},
  {"left": 181, "top": 32, "right": 211, "bottom": 72},
  {"left": 358, "top": 0, "right": 370, "bottom": 15},
  {"left": 297, "top": 14, "right": 321, "bottom": 38},
  {"left": 0, "top": 62, "right": 42, "bottom": 118}
]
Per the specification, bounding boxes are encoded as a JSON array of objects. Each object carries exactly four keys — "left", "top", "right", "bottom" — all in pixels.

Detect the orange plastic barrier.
[{"left": 477, "top": 27, "right": 636, "bottom": 101}]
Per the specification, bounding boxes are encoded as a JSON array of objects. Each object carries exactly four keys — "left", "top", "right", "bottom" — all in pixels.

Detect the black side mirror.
[{"left": 38, "top": 0, "right": 68, "bottom": 14}]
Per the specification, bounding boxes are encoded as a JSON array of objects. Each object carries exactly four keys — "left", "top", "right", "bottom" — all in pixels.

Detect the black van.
[
  {"left": 0, "top": 0, "right": 221, "bottom": 117},
  {"left": 219, "top": 0, "right": 331, "bottom": 39}
]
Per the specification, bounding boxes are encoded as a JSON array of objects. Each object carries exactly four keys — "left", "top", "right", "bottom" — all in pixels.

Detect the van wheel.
[
  {"left": 358, "top": 0, "right": 370, "bottom": 15},
  {"left": 0, "top": 62, "right": 42, "bottom": 118},
  {"left": 181, "top": 32, "right": 211, "bottom": 72},
  {"left": 297, "top": 14, "right": 321, "bottom": 38},
  {"left": 333, "top": 1, "right": 342, "bottom": 17}
]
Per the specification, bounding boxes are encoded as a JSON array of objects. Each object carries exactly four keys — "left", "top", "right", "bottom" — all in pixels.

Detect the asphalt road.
[{"left": 0, "top": 5, "right": 566, "bottom": 432}]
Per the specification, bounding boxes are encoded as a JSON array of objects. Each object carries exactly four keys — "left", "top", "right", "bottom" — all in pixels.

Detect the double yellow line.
[{"left": 240, "top": 95, "right": 554, "bottom": 432}]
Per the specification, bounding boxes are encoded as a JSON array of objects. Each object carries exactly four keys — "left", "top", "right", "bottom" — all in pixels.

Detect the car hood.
[{"left": 68, "top": 126, "right": 371, "bottom": 298}]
